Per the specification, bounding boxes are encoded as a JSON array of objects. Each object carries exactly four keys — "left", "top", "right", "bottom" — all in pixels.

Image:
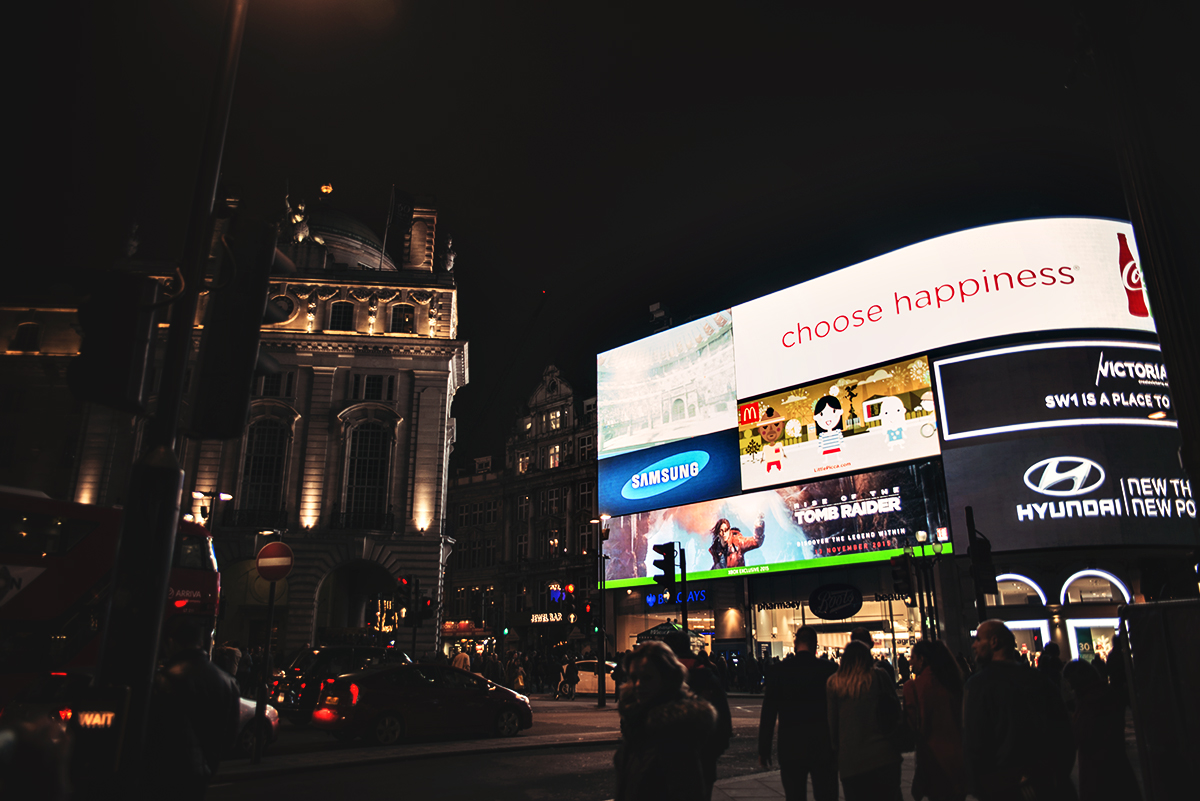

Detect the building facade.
[
  {"left": 445, "top": 366, "right": 603, "bottom": 657},
  {"left": 0, "top": 195, "right": 466, "bottom": 660}
]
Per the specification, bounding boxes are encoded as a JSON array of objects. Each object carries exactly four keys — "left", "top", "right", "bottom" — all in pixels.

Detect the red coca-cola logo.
[{"left": 1121, "top": 259, "right": 1143, "bottom": 293}]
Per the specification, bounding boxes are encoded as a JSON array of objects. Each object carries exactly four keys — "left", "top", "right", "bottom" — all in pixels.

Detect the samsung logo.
[{"left": 622, "top": 451, "right": 710, "bottom": 500}]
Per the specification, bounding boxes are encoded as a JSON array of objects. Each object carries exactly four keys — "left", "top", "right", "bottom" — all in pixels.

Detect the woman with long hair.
[
  {"left": 613, "top": 640, "right": 717, "bottom": 801},
  {"left": 904, "top": 638, "right": 966, "bottom": 801},
  {"left": 826, "top": 640, "right": 903, "bottom": 801}
]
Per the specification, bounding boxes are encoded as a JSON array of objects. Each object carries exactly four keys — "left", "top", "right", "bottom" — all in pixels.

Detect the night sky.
[{"left": 22, "top": 0, "right": 1196, "bottom": 467}]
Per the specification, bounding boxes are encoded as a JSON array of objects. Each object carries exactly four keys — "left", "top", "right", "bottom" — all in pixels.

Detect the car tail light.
[
  {"left": 300, "top": 683, "right": 306, "bottom": 689},
  {"left": 272, "top": 680, "right": 279, "bottom": 687},
  {"left": 59, "top": 708, "right": 73, "bottom": 721},
  {"left": 312, "top": 708, "right": 336, "bottom": 722},
  {"left": 350, "top": 683, "right": 359, "bottom": 705}
]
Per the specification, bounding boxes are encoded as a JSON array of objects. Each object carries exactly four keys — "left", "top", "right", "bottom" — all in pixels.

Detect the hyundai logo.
[{"left": 1023, "top": 457, "right": 1105, "bottom": 497}]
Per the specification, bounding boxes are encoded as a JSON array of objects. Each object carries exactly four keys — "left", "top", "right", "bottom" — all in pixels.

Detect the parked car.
[
  {"left": 572, "top": 660, "right": 618, "bottom": 697},
  {"left": 233, "top": 696, "right": 280, "bottom": 757},
  {"left": 310, "top": 663, "right": 533, "bottom": 745},
  {"left": 272, "top": 645, "right": 411, "bottom": 723}
]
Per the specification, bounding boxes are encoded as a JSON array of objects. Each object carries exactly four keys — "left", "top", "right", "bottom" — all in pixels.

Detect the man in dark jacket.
[
  {"left": 145, "top": 615, "right": 241, "bottom": 800},
  {"left": 963, "top": 620, "right": 1075, "bottom": 801},
  {"left": 759, "top": 626, "right": 838, "bottom": 801}
]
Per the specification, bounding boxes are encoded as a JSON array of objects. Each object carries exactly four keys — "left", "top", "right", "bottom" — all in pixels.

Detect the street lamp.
[
  {"left": 907, "top": 530, "right": 943, "bottom": 637},
  {"left": 191, "top": 490, "right": 233, "bottom": 527}
]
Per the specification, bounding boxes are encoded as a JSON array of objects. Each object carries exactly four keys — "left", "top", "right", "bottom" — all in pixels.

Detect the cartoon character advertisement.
[
  {"left": 603, "top": 464, "right": 937, "bottom": 587},
  {"left": 736, "top": 357, "right": 940, "bottom": 491}
]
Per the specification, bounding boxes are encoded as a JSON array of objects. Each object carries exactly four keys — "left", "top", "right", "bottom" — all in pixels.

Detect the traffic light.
[
  {"left": 188, "top": 216, "right": 280, "bottom": 439},
  {"left": 395, "top": 575, "right": 412, "bottom": 625},
  {"left": 968, "top": 530, "right": 999, "bottom": 595},
  {"left": 417, "top": 595, "right": 434, "bottom": 623},
  {"left": 67, "top": 273, "right": 163, "bottom": 414},
  {"left": 652, "top": 542, "right": 677, "bottom": 589},
  {"left": 579, "top": 601, "right": 593, "bottom": 633},
  {"left": 562, "top": 585, "right": 577, "bottom": 624},
  {"left": 890, "top": 554, "right": 915, "bottom": 598}
]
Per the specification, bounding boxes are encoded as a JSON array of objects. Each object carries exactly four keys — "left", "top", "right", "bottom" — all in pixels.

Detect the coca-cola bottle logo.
[{"left": 1122, "top": 258, "right": 1143, "bottom": 292}]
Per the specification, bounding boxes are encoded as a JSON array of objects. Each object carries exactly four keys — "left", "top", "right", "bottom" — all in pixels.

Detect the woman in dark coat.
[
  {"left": 904, "top": 639, "right": 966, "bottom": 801},
  {"left": 614, "top": 641, "right": 717, "bottom": 801},
  {"left": 827, "top": 640, "right": 903, "bottom": 801}
]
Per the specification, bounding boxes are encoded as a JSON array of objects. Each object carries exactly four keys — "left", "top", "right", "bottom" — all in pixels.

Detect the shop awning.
[{"left": 634, "top": 621, "right": 706, "bottom": 652}]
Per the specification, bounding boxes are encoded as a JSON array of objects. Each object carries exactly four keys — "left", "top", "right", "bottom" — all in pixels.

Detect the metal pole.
[
  {"left": 965, "top": 506, "right": 988, "bottom": 625},
  {"left": 94, "top": 2, "right": 250, "bottom": 795},
  {"left": 596, "top": 530, "right": 606, "bottom": 708},
  {"left": 251, "top": 579, "right": 276, "bottom": 764},
  {"left": 679, "top": 546, "right": 688, "bottom": 634}
]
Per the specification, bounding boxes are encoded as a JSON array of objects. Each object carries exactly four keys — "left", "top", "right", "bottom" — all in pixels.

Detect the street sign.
[{"left": 256, "top": 541, "right": 294, "bottom": 582}]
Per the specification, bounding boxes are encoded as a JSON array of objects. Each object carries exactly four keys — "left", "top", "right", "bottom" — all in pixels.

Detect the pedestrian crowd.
[{"left": 610, "top": 620, "right": 1139, "bottom": 801}]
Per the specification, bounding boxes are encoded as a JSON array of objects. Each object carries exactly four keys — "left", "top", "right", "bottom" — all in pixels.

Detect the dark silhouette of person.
[
  {"left": 613, "top": 640, "right": 716, "bottom": 801},
  {"left": 665, "top": 633, "right": 732, "bottom": 800},
  {"left": 1062, "top": 659, "right": 1141, "bottom": 801},
  {"left": 850, "top": 626, "right": 895, "bottom": 683},
  {"left": 962, "top": 620, "right": 1075, "bottom": 801},
  {"left": 904, "top": 638, "right": 966, "bottom": 801},
  {"left": 759, "top": 625, "right": 838, "bottom": 801},
  {"left": 826, "top": 639, "right": 903, "bottom": 800},
  {"left": 145, "top": 615, "right": 241, "bottom": 800}
]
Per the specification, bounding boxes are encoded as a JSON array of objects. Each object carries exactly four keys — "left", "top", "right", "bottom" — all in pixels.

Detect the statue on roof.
[
  {"left": 285, "top": 196, "right": 324, "bottom": 246},
  {"left": 442, "top": 237, "right": 456, "bottom": 272}
]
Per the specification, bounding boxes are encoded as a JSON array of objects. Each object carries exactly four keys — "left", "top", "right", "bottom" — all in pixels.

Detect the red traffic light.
[
  {"left": 584, "top": 603, "right": 592, "bottom": 614},
  {"left": 398, "top": 576, "right": 408, "bottom": 585},
  {"left": 421, "top": 597, "right": 433, "bottom": 609},
  {"left": 565, "top": 583, "right": 575, "bottom": 594}
]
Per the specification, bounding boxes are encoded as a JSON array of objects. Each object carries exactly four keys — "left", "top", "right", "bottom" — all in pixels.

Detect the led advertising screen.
[
  {"left": 934, "top": 340, "right": 1176, "bottom": 441},
  {"left": 598, "top": 429, "right": 742, "bottom": 518},
  {"left": 942, "top": 427, "right": 1195, "bottom": 552},
  {"left": 597, "top": 310, "right": 737, "bottom": 460},
  {"left": 603, "top": 464, "right": 943, "bottom": 588},
  {"left": 737, "top": 356, "right": 940, "bottom": 491},
  {"left": 730, "top": 218, "right": 1155, "bottom": 399}
]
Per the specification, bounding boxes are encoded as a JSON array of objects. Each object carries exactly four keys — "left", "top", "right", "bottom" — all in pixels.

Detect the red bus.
[{"left": 0, "top": 488, "right": 220, "bottom": 705}]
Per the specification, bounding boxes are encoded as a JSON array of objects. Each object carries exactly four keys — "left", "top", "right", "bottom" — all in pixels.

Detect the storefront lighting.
[
  {"left": 1059, "top": 569, "right": 1131, "bottom": 605},
  {"left": 995, "top": 573, "right": 1047, "bottom": 605},
  {"left": 1065, "top": 617, "right": 1120, "bottom": 661}
]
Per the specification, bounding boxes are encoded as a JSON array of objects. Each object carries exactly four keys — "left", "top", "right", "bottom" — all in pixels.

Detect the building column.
[{"left": 299, "top": 366, "right": 338, "bottom": 530}]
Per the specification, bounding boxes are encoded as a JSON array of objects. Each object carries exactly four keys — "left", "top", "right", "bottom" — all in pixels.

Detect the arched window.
[
  {"left": 329, "top": 301, "right": 355, "bottom": 331},
  {"left": 11, "top": 322, "right": 40, "bottom": 352},
  {"left": 391, "top": 304, "right": 415, "bottom": 334},
  {"left": 345, "top": 422, "right": 390, "bottom": 527},
  {"left": 986, "top": 574, "right": 1047, "bottom": 607},
  {"left": 241, "top": 419, "right": 289, "bottom": 511},
  {"left": 1060, "top": 570, "right": 1131, "bottom": 604}
]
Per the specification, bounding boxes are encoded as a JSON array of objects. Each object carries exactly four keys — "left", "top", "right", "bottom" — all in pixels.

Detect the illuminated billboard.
[
  {"left": 730, "top": 218, "right": 1154, "bottom": 399},
  {"left": 737, "top": 356, "right": 939, "bottom": 491},
  {"left": 597, "top": 310, "right": 736, "bottom": 460},
  {"left": 598, "top": 429, "right": 742, "bottom": 518},
  {"left": 603, "top": 464, "right": 943, "bottom": 588}
]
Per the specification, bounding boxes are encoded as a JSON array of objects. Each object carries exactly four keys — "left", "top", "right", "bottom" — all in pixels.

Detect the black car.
[
  {"left": 310, "top": 663, "right": 533, "bottom": 745},
  {"left": 272, "top": 645, "right": 411, "bottom": 723}
]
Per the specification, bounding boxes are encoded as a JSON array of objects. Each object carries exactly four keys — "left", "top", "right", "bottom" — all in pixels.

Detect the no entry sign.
[{"left": 256, "top": 541, "right": 294, "bottom": 582}]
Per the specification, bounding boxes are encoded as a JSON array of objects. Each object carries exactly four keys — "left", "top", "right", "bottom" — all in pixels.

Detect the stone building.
[
  {"left": 0, "top": 195, "right": 466, "bottom": 660},
  {"left": 444, "top": 366, "right": 602, "bottom": 657}
]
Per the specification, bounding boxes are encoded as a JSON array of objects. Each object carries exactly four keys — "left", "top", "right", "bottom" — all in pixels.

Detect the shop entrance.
[
  {"left": 754, "top": 596, "right": 918, "bottom": 669},
  {"left": 314, "top": 559, "right": 397, "bottom": 645}
]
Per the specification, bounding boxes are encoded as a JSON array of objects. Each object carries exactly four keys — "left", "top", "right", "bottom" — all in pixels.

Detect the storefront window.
[
  {"left": 753, "top": 598, "right": 915, "bottom": 667},
  {"left": 986, "top": 574, "right": 1046, "bottom": 607},
  {"left": 1067, "top": 617, "right": 1120, "bottom": 663},
  {"left": 1060, "top": 570, "right": 1131, "bottom": 604}
]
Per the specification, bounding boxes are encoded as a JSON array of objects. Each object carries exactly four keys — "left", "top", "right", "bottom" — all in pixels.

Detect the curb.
[{"left": 218, "top": 732, "right": 624, "bottom": 783}]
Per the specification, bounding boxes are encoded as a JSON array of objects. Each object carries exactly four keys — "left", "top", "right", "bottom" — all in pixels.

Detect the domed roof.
[{"left": 305, "top": 206, "right": 384, "bottom": 250}]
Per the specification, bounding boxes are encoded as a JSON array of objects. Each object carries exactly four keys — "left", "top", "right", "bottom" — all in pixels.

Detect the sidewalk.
[{"left": 711, "top": 754, "right": 917, "bottom": 801}]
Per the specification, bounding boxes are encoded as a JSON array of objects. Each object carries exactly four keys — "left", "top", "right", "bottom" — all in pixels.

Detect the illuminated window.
[
  {"left": 345, "top": 423, "right": 389, "bottom": 526},
  {"left": 985, "top": 575, "right": 1046, "bottom": 607},
  {"left": 10, "top": 322, "right": 39, "bottom": 352},
  {"left": 391, "top": 304, "right": 415, "bottom": 334},
  {"left": 549, "top": 410, "right": 561, "bottom": 430},
  {"left": 518, "top": 452, "right": 530, "bottom": 474},
  {"left": 548, "top": 444, "right": 561, "bottom": 469},
  {"left": 241, "top": 420, "right": 289, "bottom": 511},
  {"left": 329, "top": 301, "right": 355, "bottom": 331},
  {"left": 1062, "top": 572, "right": 1128, "bottom": 604}
]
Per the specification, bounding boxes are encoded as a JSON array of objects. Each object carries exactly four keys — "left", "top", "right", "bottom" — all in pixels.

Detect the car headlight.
[{"left": 515, "top": 693, "right": 529, "bottom": 704}]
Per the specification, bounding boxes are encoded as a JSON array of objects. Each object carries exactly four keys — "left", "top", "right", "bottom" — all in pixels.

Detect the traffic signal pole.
[
  {"left": 91, "top": 2, "right": 250, "bottom": 796},
  {"left": 679, "top": 547, "right": 688, "bottom": 634}
]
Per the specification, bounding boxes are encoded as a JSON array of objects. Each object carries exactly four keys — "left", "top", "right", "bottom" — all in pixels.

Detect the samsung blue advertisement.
[{"left": 599, "top": 428, "right": 741, "bottom": 517}]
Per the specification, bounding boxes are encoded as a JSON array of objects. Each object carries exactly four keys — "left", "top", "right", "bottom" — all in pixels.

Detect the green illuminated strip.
[{"left": 604, "top": 542, "right": 954, "bottom": 589}]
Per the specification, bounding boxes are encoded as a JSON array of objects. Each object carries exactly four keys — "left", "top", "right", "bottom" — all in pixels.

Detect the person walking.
[
  {"left": 962, "top": 620, "right": 1075, "bottom": 801},
  {"left": 613, "top": 641, "right": 716, "bottom": 801},
  {"left": 145, "top": 616, "right": 241, "bottom": 800},
  {"left": 666, "top": 633, "right": 733, "bottom": 800},
  {"left": 759, "top": 626, "right": 839, "bottom": 801},
  {"left": 1062, "top": 659, "right": 1141, "bottom": 801},
  {"left": 826, "top": 639, "right": 903, "bottom": 801},
  {"left": 904, "top": 639, "right": 966, "bottom": 801},
  {"left": 451, "top": 647, "right": 471, "bottom": 672}
]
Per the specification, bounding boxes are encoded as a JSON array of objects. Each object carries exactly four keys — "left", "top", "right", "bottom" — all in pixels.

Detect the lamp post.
[
  {"left": 905, "top": 530, "right": 945, "bottom": 639},
  {"left": 191, "top": 490, "right": 232, "bottom": 530},
  {"left": 591, "top": 515, "right": 610, "bottom": 708}
]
